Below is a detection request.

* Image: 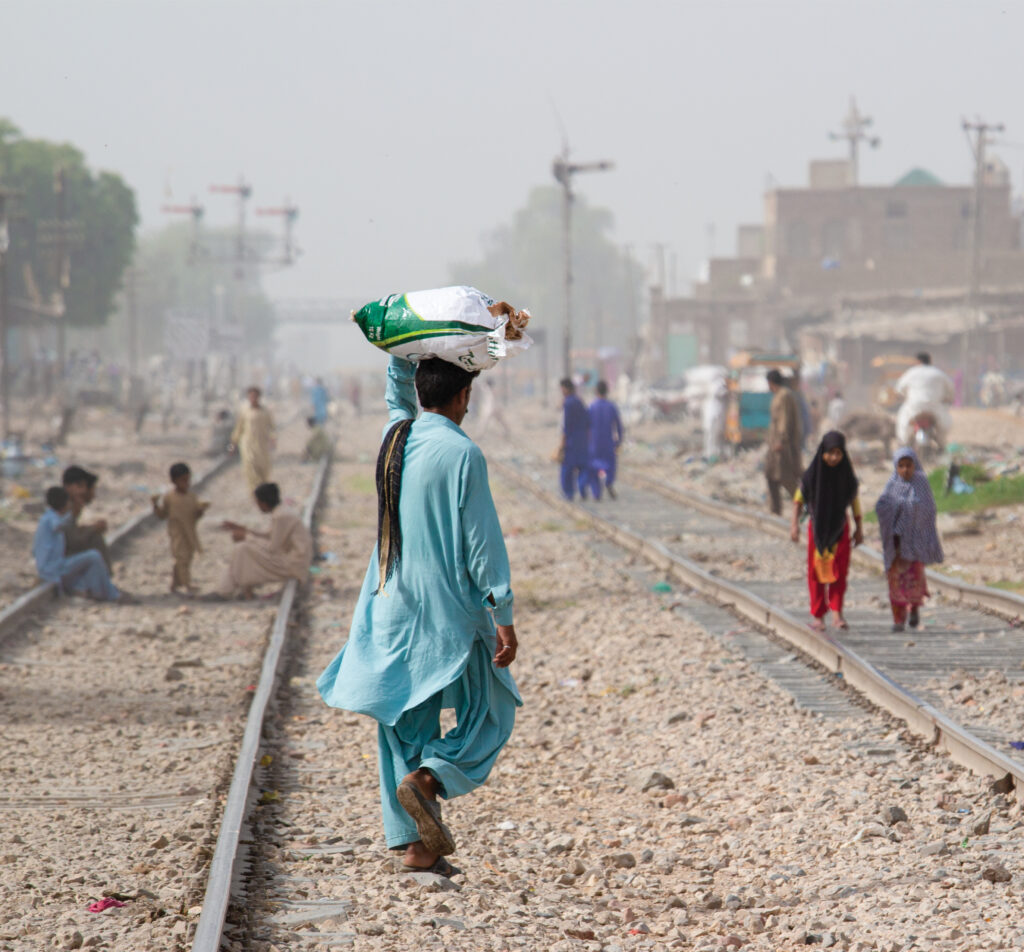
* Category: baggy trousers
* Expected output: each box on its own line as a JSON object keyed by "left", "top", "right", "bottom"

{"left": 59, "top": 550, "right": 120, "bottom": 601}
{"left": 587, "top": 455, "right": 617, "bottom": 500}
{"left": 376, "top": 638, "right": 517, "bottom": 848}
{"left": 806, "top": 521, "right": 850, "bottom": 619}
{"left": 561, "top": 455, "right": 590, "bottom": 500}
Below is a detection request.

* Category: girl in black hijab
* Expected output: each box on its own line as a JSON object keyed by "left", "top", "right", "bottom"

{"left": 790, "top": 430, "right": 863, "bottom": 631}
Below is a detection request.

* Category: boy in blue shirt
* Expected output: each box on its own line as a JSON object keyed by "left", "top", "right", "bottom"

{"left": 33, "top": 487, "right": 124, "bottom": 602}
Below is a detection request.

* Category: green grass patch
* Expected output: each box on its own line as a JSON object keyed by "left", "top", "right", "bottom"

{"left": 988, "top": 579, "right": 1024, "bottom": 592}
{"left": 864, "top": 463, "right": 1024, "bottom": 521}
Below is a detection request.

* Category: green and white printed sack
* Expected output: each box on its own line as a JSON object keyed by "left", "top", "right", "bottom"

{"left": 352, "top": 286, "right": 532, "bottom": 371}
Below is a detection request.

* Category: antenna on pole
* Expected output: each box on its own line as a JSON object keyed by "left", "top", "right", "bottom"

{"left": 828, "top": 96, "right": 880, "bottom": 186}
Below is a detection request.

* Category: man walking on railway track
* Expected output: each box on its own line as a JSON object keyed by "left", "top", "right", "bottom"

{"left": 556, "top": 377, "right": 590, "bottom": 500}
{"left": 765, "top": 369, "right": 802, "bottom": 515}
{"left": 318, "top": 355, "right": 520, "bottom": 877}
{"left": 229, "top": 386, "right": 276, "bottom": 491}
{"left": 587, "top": 379, "right": 623, "bottom": 500}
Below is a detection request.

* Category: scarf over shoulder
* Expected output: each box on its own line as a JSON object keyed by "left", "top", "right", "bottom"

{"left": 874, "top": 446, "right": 944, "bottom": 570}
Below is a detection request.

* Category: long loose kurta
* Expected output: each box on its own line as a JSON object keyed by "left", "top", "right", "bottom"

{"left": 317, "top": 357, "right": 521, "bottom": 728}
{"left": 219, "top": 507, "right": 312, "bottom": 595}
{"left": 154, "top": 489, "right": 206, "bottom": 588}
{"left": 231, "top": 404, "right": 275, "bottom": 490}
{"left": 765, "top": 386, "right": 802, "bottom": 488}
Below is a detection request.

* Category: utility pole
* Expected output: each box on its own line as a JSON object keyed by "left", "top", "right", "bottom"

{"left": 37, "top": 168, "right": 82, "bottom": 378}
{"left": 210, "top": 178, "right": 252, "bottom": 388}
{"left": 828, "top": 97, "right": 880, "bottom": 186}
{"left": 963, "top": 116, "right": 1004, "bottom": 306}
{"left": 0, "top": 188, "right": 12, "bottom": 439}
{"left": 623, "top": 243, "right": 638, "bottom": 377}
{"left": 123, "top": 265, "right": 147, "bottom": 378}
{"left": 552, "top": 146, "right": 613, "bottom": 378}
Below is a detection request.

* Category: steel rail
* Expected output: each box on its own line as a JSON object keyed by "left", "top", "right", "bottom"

{"left": 190, "top": 450, "right": 331, "bottom": 952}
{"left": 627, "top": 471, "right": 1024, "bottom": 622}
{"left": 0, "top": 451, "right": 234, "bottom": 643}
{"left": 494, "top": 460, "right": 1023, "bottom": 789}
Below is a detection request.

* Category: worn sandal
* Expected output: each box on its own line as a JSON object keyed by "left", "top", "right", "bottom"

{"left": 396, "top": 780, "right": 456, "bottom": 856}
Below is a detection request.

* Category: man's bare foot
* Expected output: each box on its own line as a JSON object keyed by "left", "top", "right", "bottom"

{"left": 403, "top": 840, "right": 438, "bottom": 869}
{"left": 402, "top": 768, "right": 440, "bottom": 800}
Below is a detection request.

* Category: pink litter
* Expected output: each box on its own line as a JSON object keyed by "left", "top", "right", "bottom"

{"left": 88, "top": 897, "right": 126, "bottom": 913}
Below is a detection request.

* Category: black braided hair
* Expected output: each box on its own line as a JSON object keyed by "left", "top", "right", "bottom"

{"left": 374, "top": 419, "right": 413, "bottom": 594}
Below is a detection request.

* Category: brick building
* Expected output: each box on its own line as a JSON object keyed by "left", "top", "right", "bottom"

{"left": 649, "top": 157, "right": 1024, "bottom": 381}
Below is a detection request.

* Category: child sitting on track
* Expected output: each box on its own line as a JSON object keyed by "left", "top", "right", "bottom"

{"left": 33, "top": 486, "right": 127, "bottom": 602}
{"left": 152, "top": 462, "right": 209, "bottom": 596}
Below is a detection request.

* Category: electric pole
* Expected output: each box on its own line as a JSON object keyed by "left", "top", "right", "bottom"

{"left": 37, "top": 168, "right": 83, "bottom": 378}
{"left": 963, "top": 116, "right": 1004, "bottom": 306}
{"left": 0, "top": 187, "right": 12, "bottom": 439}
{"left": 828, "top": 97, "right": 880, "bottom": 186}
{"left": 553, "top": 146, "right": 613, "bottom": 378}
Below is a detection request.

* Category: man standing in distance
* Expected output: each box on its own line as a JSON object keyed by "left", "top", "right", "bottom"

{"left": 229, "top": 386, "right": 276, "bottom": 491}
{"left": 556, "top": 378, "right": 590, "bottom": 500}
{"left": 318, "top": 355, "right": 520, "bottom": 876}
{"left": 765, "top": 369, "right": 802, "bottom": 516}
{"left": 587, "top": 380, "right": 623, "bottom": 500}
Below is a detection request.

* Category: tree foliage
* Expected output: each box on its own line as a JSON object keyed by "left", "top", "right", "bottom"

{"left": 451, "top": 186, "right": 641, "bottom": 354}
{"left": 0, "top": 119, "right": 137, "bottom": 328}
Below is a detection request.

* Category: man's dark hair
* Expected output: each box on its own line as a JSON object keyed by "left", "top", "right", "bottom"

{"left": 62, "top": 465, "right": 97, "bottom": 488}
{"left": 916, "top": 352, "right": 931, "bottom": 365}
{"left": 559, "top": 377, "right": 575, "bottom": 393}
{"left": 169, "top": 462, "right": 191, "bottom": 481}
{"left": 766, "top": 369, "right": 784, "bottom": 386}
{"left": 247, "top": 385, "right": 262, "bottom": 396}
{"left": 306, "top": 416, "right": 317, "bottom": 428}
{"left": 596, "top": 380, "right": 609, "bottom": 397}
{"left": 254, "top": 482, "right": 281, "bottom": 509}
{"left": 414, "top": 357, "right": 479, "bottom": 408}
{"left": 46, "top": 486, "right": 69, "bottom": 511}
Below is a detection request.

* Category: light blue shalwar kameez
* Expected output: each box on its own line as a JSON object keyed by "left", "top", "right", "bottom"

{"left": 317, "top": 357, "right": 522, "bottom": 848}
{"left": 32, "top": 507, "right": 121, "bottom": 601}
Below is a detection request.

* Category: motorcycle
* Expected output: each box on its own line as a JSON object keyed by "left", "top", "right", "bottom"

{"left": 910, "top": 410, "right": 942, "bottom": 459}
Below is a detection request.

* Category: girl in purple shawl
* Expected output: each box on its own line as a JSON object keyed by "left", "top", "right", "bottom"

{"left": 875, "top": 447, "right": 944, "bottom": 632}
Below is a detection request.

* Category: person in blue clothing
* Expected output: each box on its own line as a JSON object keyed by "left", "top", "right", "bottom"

{"left": 587, "top": 379, "right": 624, "bottom": 500}
{"left": 556, "top": 377, "right": 590, "bottom": 500}
{"left": 32, "top": 486, "right": 125, "bottom": 602}
{"left": 318, "top": 355, "right": 520, "bottom": 878}
{"left": 309, "top": 377, "right": 330, "bottom": 425}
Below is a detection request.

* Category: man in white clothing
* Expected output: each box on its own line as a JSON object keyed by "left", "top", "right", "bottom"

{"left": 894, "top": 352, "right": 955, "bottom": 450}
{"left": 702, "top": 382, "right": 729, "bottom": 462}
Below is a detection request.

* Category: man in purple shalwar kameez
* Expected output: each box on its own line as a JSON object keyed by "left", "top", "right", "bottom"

{"left": 558, "top": 378, "right": 590, "bottom": 500}
{"left": 587, "top": 380, "right": 624, "bottom": 500}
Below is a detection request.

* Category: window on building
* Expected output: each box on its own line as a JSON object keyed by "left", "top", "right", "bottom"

{"left": 886, "top": 201, "right": 908, "bottom": 219}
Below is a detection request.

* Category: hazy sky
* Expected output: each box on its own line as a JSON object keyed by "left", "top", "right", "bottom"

{"left": 5, "top": 0, "right": 1024, "bottom": 307}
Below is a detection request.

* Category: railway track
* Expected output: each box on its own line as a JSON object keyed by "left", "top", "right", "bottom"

{"left": 0, "top": 424, "right": 326, "bottom": 952}
{"left": 492, "top": 451, "right": 1024, "bottom": 792}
